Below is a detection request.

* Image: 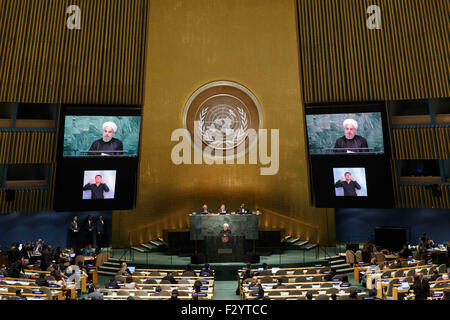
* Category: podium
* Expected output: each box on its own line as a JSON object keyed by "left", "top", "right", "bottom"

{"left": 204, "top": 236, "right": 245, "bottom": 262}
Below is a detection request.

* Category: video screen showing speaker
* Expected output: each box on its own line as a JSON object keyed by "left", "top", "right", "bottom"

{"left": 60, "top": 105, "right": 141, "bottom": 158}
{"left": 333, "top": 167, "right": 368, "bottom": 197}
{"left": 82, "top": 170, "right": 117, "bottom": 200}
{"left": 54, "top": 159, "right": 137, "bottom": 211}
{"left": 55, "top": 105, "right": 141, "bottom": 211}
{"left": 306, "top": 103, "right": 393, "bottom": 208}
{"left": 310, "top": 156, "right": 393, "bottom": 208}
{"left": 305, "top": 111, "right": 384, "bottom": 155}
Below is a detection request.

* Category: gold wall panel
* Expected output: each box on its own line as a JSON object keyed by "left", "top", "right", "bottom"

{"left": 391, "top": 127, "right": 450, "bottom": 160}
{"left": 0, "top": 164, "right": 56, "bottom": 213}
{"left": 297, "top": 0, "right": 450, "bottom": 104}
{"left": 0, "top": 0, "right": 148, "bottom": 104}
{"left": 112, "top": 0, "right": 335, "bottom": 247}
{"left": 0, "top": 131, "right": 56, "bottom": 164}
{"left": 398, "top": 184, "right": 450, "bottom": 208}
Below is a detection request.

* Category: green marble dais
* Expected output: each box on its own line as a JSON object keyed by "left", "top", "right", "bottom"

{"left": 189, "top": 214, "right": 259, "bottom": 240}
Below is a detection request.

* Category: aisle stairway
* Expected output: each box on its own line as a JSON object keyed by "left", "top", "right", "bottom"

{"left": 281, "top": 236, "right": 319, "bottom": 251}
{"left": 98, "top": 257, "right": 132, "bottom": 277}
{"left": 131, "top": 238, "right": 168, "bottom": 254}
{"left": 328, "top": 255, "right": 354, "bottom": 274}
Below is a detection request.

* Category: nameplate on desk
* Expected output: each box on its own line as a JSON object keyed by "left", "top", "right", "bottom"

{"left": 218, "top": 248, "right": 232, "bottom": 254}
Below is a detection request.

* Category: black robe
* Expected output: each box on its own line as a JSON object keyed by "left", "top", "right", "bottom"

{"left": 334, "top": 135, "right": 368, "bottom": 153}
{"left": 88, "top": 138, "right": 124, "bottom": 155}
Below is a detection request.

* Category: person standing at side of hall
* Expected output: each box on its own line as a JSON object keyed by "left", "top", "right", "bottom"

{"left": 69, "top": 216, "right": 81, "bottom": 249}
{"left": 84, "top": 215, "right": 95, "bottom": 247}
{"left": 96, "top": 215, "right": 106, "bottom": 248}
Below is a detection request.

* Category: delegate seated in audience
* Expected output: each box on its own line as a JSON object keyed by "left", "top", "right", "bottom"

{"left": 381, "top": 261, "right": 390, "bottom": 270}
{"left": 193, "top": 280, "right": 202, "bottom": 294}
{"left": 170, "top": 289, "right": 179, "bottom": 300}
{"left": 15, "top": 289, "right": 26, "bottom": 300}
{"left": 348, "top": 288, "right": 359, "bottom": 300}
{"left": 412, "top": 273, "right": 430, "bottom": 300}
{"left": 390, "top": 259, "right": 402, "bottom": 269}
{"left": 253, "top": 286, "right": 269, "bottom": 300}
{"left": 237, "top": 265, "right": 254, "bottom": 295}
{"left": 272, "top": 278, "right": 285, "bottom": 289}
{"left": 0, "top": 264, "right": 8, "bottom": 277}
{"left": 150, "top": 286, "right": 162, "bottom": 296}
{"left": 35, "top": 273, "right": 50, "bottom": 287}
{"left": 255, "top": 263, "right": 269, "bottom": 276}
{"left": 330, "top": 293, "right": 337, "bottom": 300}
{"left": 66, "top": 266, "right": 86, "bottom": 295}
{"left": 417, "top": 233, "right": 429, "bottom": 259}
{"left": 340, "top": 275, "right": 350, "bottom": 287}
{"left": 249, "top": 276, "right": 260, "bottom": 288}
{"left": 323, "top": 268, "right": 336, "bottom": 282}
{"left": 182, "top": 264, "right": 197, "bottom": 276}
{"left": 162, "top": 271, "right": 178, "bottom": 284}
{"left": 53, "top": 247, "right": 64, "bottom": 264}
{"left": 429, "top": 269, "right": 440, "bottom": 282}
{"left": 200, "top": 263, "right": 213, "bottom": 276}
{"left": 117, "top": 262, "right": 130, "bottom": 275}
{"left": 124, "top": 275, "right": 140, "bottom": 290}
{"left": 82, "top": 244, "right": 96, "bottom": 257}
{"left": 55, "top": 272, "right": 67, "bottom": 287}
{"left": 105, "top": 278, "right": 120, "bottom": 289}
{"left": 398, "top": 244, "right": 413, "bottom": 259}
{"left": 364, "top": 289, "right": 380, "bottom": 300}
{"left": 77, "top": 261, "right": 88, "bottom": 274}
{"left": 360, "top": 260, "right": 379, "bottom": 286}
{"left": 442, "top": 289, "right": 450, "bottom": 301}
{"left": 306, "top": 291, "right": 313, "bottom": 300}
{"left": 88, "top": 284, "right": 104, "bottom": 300}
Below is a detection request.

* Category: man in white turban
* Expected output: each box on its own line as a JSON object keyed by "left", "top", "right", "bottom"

{"left": 88, "top": 121, "right": 124, "bottom": 155}
{"left": 333, "top": 118, "right": 368, "bottom": 153}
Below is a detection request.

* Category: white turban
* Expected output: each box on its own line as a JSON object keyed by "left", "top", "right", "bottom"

{"left": 343, "top": 119, "right": 358, "bottom": 130}
{"left": 103, "top": 121, "right": 117, "bottom": 133}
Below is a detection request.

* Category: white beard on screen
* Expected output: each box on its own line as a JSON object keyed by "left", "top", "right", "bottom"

{"left": 102, "top": 136, "right": 112, "bottom": 142}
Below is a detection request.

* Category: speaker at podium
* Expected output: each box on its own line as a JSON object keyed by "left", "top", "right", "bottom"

{"left": 204, "top": 235, "right": 245, "bottom": 262}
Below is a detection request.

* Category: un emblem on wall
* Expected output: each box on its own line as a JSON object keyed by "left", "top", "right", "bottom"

{"left": 183, "top": 81, "right": 263, "bottom": 159}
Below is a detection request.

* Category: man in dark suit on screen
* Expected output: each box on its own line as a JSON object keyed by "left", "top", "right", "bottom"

{"left": 82, "top": 175, "right": 110, "bottom": 199}
{"left": 335, "top": 172, "right": 361, "bottom": 196}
